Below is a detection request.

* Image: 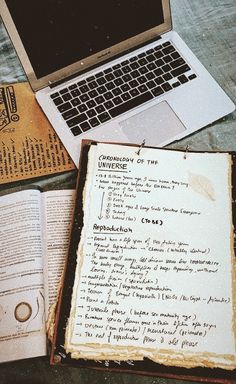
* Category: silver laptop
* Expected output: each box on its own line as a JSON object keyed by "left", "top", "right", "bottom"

{"left": 1, "top": 0, "right": 234, "bottom": 166}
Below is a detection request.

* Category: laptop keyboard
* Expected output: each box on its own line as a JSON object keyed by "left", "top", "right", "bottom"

{"left": 50, "top": 41, "right": 197, "bottom": 136}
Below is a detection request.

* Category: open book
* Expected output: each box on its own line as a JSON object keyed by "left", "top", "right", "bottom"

{"left": 52, "top": 141, "right": 236, "bottom": 382}
{"left": 0, "top": 187, "right": 75, "bottom": 363}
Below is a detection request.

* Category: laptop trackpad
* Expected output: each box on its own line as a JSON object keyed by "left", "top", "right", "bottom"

{"left": 119, "top": 101, "right": 186, "bottom": 145}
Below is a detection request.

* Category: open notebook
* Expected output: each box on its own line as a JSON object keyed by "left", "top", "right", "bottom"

{"left": 51, "top": 141, "right": 236, "bottom": 382}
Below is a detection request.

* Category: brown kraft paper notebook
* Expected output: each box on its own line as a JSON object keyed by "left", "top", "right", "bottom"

{"left": 0, "top": 82, "right": 75, "bottom": 184}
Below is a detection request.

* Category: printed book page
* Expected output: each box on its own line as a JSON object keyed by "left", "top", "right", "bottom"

{"left": 0, "top": 188, "right": 75, "bottom": 362}
{"left": 65, "top": 143, "right": 236, "bottom": 370}
{"left": 42, "top": 189, "right": 76, "bottom": 314}
{"left": 0, "top": 189, "right": 46, "bottom": 363}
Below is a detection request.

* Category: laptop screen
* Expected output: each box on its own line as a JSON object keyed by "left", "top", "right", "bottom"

{"left": 5, "top": 0, "right": 164, "bottom": 79}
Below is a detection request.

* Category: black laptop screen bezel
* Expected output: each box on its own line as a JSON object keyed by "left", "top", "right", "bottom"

{"left": 0, "top": 0, "right": 172, "bottom": 91}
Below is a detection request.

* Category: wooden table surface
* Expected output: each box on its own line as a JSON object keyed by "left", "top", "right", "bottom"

{"left": 0, "top": 1, "right": 235, "bottom": 383}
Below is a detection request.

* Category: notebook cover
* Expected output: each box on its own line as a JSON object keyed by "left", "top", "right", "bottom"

{"left": 0, "top": 82, "right": 76, "bottom": 184}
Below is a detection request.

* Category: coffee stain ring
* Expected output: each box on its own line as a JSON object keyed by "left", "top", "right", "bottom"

{"left": 14, "top": 302, "right": 32, "bottom": 322}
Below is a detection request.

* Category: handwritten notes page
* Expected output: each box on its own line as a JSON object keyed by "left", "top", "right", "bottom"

{"left": 65, "top": 143, "right": 236, "bottom": 369}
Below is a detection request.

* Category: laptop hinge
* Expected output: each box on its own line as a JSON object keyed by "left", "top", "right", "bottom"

{"left": 50, "top": 35, "right": 162, "bottom": 89}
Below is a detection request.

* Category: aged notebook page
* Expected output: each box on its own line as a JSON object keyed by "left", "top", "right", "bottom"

{"left": 65, "top": 143, "right": 236, "bottom": 369}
